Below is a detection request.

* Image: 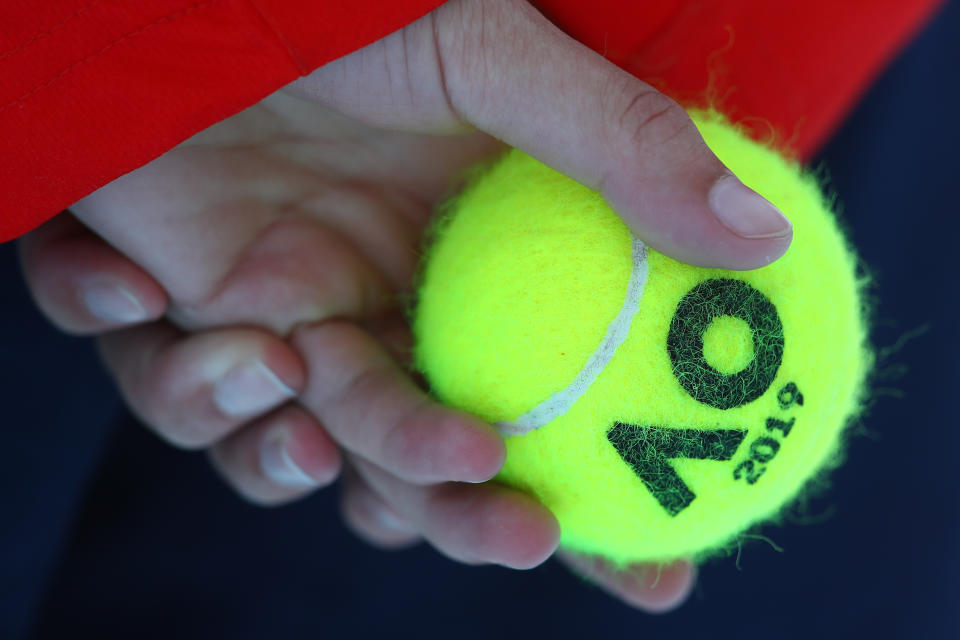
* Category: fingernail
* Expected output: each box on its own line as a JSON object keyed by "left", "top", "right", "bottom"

{"left": 260, "top": 433, "right": 317, "bottom": 488}
{"left": 709, "top": 175, "right": 792, "bottom": 239}
{"left": 83, "top": 282, "right": 148, "bottom": 324}
{"left": 213, "top": 359, "right": 296, "bottom": 417}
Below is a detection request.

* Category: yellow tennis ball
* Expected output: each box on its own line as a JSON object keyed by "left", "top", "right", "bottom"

{"left": 412, "top": 111, "right": 871, "bottom": 565}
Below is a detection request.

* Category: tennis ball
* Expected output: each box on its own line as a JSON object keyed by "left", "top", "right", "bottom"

{"left": 412, "top": 111, "right": 871, "bottom": 565}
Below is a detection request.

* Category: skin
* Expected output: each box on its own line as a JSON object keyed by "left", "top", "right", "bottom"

{"left": 17, "top": 0, "right": 791, "bottom": 612}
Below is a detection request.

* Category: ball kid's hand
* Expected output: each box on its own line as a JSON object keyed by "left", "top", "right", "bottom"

{"left": 18, "top": 0, "right": 791, "bottom": 611}
{"left": 21, "top": 214, "right": 696, "bottom": 611}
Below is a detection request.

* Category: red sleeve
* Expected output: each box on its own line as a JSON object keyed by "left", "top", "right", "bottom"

{"left": 0, "top": 0, "right": 444, "bottom": 243}
{"left": 533, "top": 0, "right": 945, "bottom": 160}
{"left": 0, "top": 0, "right": 945, "bottom": 243}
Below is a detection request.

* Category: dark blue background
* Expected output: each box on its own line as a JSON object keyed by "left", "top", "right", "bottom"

{"left": 3, "top": 3, "right": 958, "bottom": 637}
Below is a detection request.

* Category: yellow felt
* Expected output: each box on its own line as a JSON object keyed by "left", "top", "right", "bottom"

{"left": 703, "top": 316, "right": 755, "bottom": 374}
{"left": 413, "top": 111, "right": 871, "bottom": 564}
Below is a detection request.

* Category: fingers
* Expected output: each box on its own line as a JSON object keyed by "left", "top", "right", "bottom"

{"left": 558, "top": 551, "right": 696, "bottom": 613}
{"left": 343, "top": 451, "right": 691, "bottom": 602}
{"left": 210, "top": 404, "right": 341, "bottom": 506}
{"left": 99, "top": 322, "right": 344, "bottom": 503}
{"left": 296, "top": 0, "right": 790, "bottom": 269}
{"left": 351, "top": 456, "right": 560, "bottom": 569}
{"left": 18, "top": 213, "right": 167, "bottom": 334}
{"left": 340, "top": 463, "right": 421, "bottom": 550}
{"left": 99, "top": 324, "right": 304, "bottom": 449}
{"left": 291, "top": 320, "right": 506, "bottom": 485}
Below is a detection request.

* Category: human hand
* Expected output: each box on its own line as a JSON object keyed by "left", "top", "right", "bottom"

{"left": 19, "top": 221, "right": 696, "bottom": 611}
{"left": 19, "top": 0, "right": 791, "bottom": 611}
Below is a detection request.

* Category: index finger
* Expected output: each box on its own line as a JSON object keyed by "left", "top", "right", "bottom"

{"left": 290, "top": 320, "right": 506, "bottom": 485}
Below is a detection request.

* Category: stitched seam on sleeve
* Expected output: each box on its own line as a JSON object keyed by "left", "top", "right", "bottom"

{"left": 0, "top": 0, "right": 218, "bottom": 115}
{"left": 0, "top": 0, "right": 108, "bottom": 62}
{"left": 241, "top": 0, "right": 309, "bottom": 75}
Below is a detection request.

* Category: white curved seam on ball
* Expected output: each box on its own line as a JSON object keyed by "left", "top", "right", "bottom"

{"left": 496, "top": 236, "right": 649, "bottom": 437}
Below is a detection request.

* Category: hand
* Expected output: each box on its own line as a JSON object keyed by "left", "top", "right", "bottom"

{"left": 19, "top": 0, "right": 790, "bottom": 612}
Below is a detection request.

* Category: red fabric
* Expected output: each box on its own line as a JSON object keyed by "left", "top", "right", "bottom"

{"left": 0, "top": 0, "right": 444, "bottom": 243}
{"left": 534, "top": 0, "right": 944, "bottom": 159}
{"left": 0, "top": 0, "right": 945, "bottom": 242}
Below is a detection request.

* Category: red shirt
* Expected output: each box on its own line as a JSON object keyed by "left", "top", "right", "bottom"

{"left": 0, "top": 0, "right": 944, "bottom": 242}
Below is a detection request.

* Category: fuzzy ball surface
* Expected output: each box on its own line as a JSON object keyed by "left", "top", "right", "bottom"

{"left": 412, "top": 112, "right": 871, "bottom": 564}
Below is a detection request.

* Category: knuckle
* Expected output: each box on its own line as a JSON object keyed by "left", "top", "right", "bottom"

{"left": 291, "top": 319, "right": 362, "bottom": 369}
{"left": 433, "top": 0, "right": 521, "bottom": 115}
{"left": 615, "top": 89, "right": 693, "bottom": 150}
{"left": 293, "top": 320, "right": 401, "bottom": 439}
{"left": 380, "top": 400, "right": 435, "bottom": 475}
{"left": 327, "top": 357, "right": 400, "bottom": 452}
{"left": 133, "top": 369, "right": 205, "bottom": 448}
{"left": 338, "top": 360, "right": 393, "bottom": 417}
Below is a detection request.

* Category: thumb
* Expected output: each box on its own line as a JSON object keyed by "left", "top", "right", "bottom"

{"left": 291, "top": 0, "right": 791, "bottom": 270}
